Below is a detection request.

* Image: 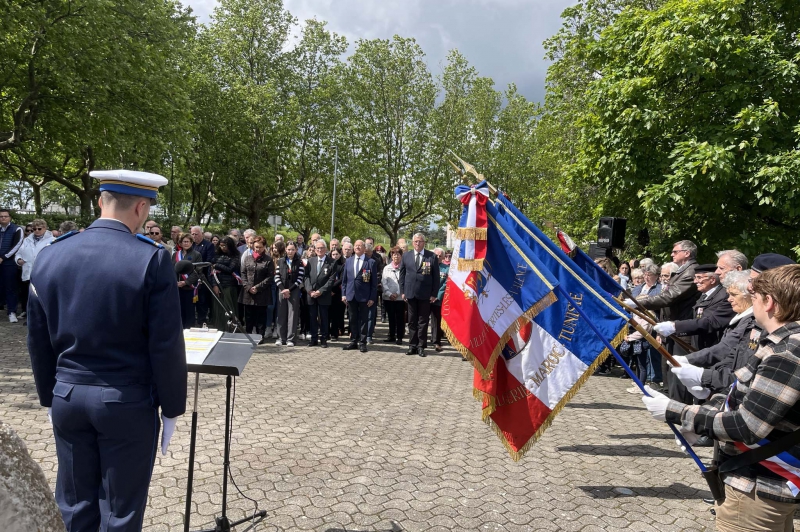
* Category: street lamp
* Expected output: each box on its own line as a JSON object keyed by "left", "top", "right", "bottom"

{"left": 330, "top": 145, "right": 338, "bottom": 241}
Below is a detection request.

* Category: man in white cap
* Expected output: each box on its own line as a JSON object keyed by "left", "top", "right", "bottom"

{"left": 27, "top": 169, "right": 187, "bottom": 532}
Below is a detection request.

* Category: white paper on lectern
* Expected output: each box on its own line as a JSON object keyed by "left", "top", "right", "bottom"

{"left": 183, "top": 330, "right": 223, "bottom": 365}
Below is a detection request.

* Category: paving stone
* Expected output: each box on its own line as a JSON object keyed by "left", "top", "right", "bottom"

{"left": 5, "top": 320, "right": 795, "bottom": 531}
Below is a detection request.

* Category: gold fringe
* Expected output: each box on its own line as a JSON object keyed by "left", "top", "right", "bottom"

{"left": 476, "top": 325, "right": 627, "bottom": 461}
{"left": 456, "top": 227, "right": 488, "bottom": 240}
{"left": 457, "top": 258, "right": 484, "bottom": 271}
{"left": 442, "top": 290, "right": 558, "bottom": 379}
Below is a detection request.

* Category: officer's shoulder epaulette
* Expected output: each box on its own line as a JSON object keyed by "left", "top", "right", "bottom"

{"left": 136, "top": 233, "right": 165, "bottom": 249}
{"left": 51, "top": 230, "right": 78, "bottom": 244}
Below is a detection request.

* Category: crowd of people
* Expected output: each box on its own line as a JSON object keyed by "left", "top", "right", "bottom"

{"left": 596, "top": 240, "right": 800, "bottom": 531}
{"left": 161, "top": 225, "right": 454, "bottom": 356}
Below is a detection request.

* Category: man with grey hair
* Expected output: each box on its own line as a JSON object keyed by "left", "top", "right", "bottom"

{"left": 228, "top": 228, "right": 242, "bottom": 244}
{"left": 341, "top": 236, "right": 351, "bottom": 244}
{"left": 239, "top": 229, "right": 256, "bottom": 256}
{"left": 168, "top": 226, "right": 183, "bottom": 249}
{"left": 329, "top": 238, "right": 340, "bottom": 253}
{"left": 399, "top": 233, "right": 440, "bottom": 357}
{"left": 305, "top": 238, "right": 334, "bottom": 347}
{"left": 630, "top": 240, "right": 701, "bottom": 403}
{"left": 342, "top": 241, "right": 353, "bottom": 259}
{"left": 363, "top": 238, "right": 384, "bottom": 343}
{"left": 274, "top": 234, "right": 284, "bottom": 244}
{"left": 715, "top": 249, "right": 748, "bottom": 282}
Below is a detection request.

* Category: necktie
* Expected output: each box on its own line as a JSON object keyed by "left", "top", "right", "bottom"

{"left": 318, "top": 258, "right": 323, "bottom": 275}
{"left": 355, "top": 257, "right": 361, "bottom": 277}
{"left": 416, "top": 253, "right": 421, "bottom": 268}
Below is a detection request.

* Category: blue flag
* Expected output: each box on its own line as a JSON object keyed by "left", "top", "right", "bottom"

{"left": 570, "top": 246, "right": 626, "bottom": 298}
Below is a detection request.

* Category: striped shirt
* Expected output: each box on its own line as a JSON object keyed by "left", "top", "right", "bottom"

{"left": 666, "top": 321, "right": 800, "bottom": 502}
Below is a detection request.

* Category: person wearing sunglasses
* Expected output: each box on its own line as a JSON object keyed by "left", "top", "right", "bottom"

{"left": 15, "top": 220, "right": 53, "bottom": 321}
{"left": 147, "top": 225, "right": 171, "bottom": 252}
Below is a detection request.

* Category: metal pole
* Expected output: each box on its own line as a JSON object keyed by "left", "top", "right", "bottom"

{"left": 330, "top": 146, "right": 338, "bottom": 241}
{"left": 170, "top": 155, "right": 174, "bottom": 222}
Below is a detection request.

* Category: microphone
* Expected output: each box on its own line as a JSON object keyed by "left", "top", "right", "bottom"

{"left": 175, "top": 260, "right": 194, "bottom": 276}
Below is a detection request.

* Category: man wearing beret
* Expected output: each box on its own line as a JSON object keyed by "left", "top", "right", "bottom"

{"left": 27, "top": 169, "right": 187, "bottom": 532}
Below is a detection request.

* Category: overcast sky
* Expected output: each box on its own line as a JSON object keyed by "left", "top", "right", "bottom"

{"left": 182, "top": 0, "right": 576, "bottom": 103}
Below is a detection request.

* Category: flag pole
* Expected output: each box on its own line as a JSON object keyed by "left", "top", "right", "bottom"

{"left": 615, "top": 297, "right": 697, "bottom": 355}
{"left": 553, "top": 284, "right": 708, "bottom": 472}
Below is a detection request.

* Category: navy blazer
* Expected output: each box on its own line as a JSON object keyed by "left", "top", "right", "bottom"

{"left": 27, "top": 219, "right": 188, "bottom": 418}
{"left": 399, "top": 249, "right": 440, "bottom": 300}
{"left": 340, "top": 254, "right": 377, "bottom": 303}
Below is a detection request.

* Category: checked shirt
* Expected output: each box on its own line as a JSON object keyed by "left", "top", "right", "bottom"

{"left": 665, "top": 320, "right": 800, "bottom": 503}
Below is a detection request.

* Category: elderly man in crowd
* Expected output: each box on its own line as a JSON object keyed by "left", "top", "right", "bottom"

{"left": 304, "top": 239, "right": 335, "bottom": 348}
{"left": 341, "top": 240, "right": 377, "bottom": 353}
{"left": 239, "top": 229, "right": 256, "bottom": 258}
{"left": 342, "top": 241, "right": 353, "bottom": 259}
{"left": 190, "top": 226, "right": 214, "bottom": 326}
{"left": 399, "top": 233, "right": 440, "bottom": 358}
{"left": 274, "top": 234, "right": 284, "bottom": 244}
{"left": 630, "top": 240, "right": 700, "bottom": 403}
{"left": 329, "top": 238, "right": 340, "bottom": 253}
{"left": 715, "top": 249, "right": 748, "bottom": 282}
{"left": 168, "top": 226, "right": 182, "bottom": 249}
{"left": 148, "top": 225, "right": 171, "bottom": 251}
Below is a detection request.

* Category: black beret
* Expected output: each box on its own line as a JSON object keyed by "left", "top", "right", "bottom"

{"left": 752, "top": 253, "right": 795, "bottom": 274}
{"left": 694, "top": 264, "right": 717, "bottom": 274}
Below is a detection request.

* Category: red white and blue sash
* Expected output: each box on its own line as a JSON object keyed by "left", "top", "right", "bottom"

{"left": 725, "top": 381, "right": 800, "bottom": 496}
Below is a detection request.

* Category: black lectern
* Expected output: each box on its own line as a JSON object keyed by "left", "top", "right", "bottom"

{"left": 184, "top": 333, "right": 265, "bottom": 532}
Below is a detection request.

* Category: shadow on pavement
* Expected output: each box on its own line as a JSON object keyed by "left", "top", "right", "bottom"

{"left": 578, "top": 482, "right": 709, "bottom": 500}
{"left": 608, "top": 433, "right": 675, "bottom": 440}
{"left": 325, "top": 522, "right": 403, "bottom": 532}
{"left": 557, "top": 443, "right": 687, "bottom": 458}
{"left": 565, "top": 402, "right": 643, "bottom": 411}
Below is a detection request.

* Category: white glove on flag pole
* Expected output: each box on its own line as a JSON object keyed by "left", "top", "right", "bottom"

{"left": 641, "top": 386, "right": 669, "bottom": 421}
{"left": 671, "top": 363, "right": 704, "bottom": 389}
{"left": 653, "top": 321, "right": 676, "bottom": 337}
{"left": 161, "top": 414, "right": 177, "bottom": 455}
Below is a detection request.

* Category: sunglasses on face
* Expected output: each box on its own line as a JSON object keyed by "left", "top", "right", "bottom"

{"left": 149, "top": 231, "right": 161, "bottom": 235}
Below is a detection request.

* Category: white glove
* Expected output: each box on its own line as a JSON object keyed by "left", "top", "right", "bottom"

{"left": 623, "top": 298, "right": 636, "bottom": 308}
{"left": 161, "top": 415, "right": 178, "bottom": 455}
{"left": 689, "top": 386, "right": 711, "bottom": 400}
{"left": 641, "top": 385, "right": 669, "bottom": 421}
{"left": 671, "top": 355, "right": 689, "bottom": 366}
{"left": 671, "top": 363, "right": 704, "bottom": 389}
{"left": 653, "top": 321, "right": 676, "bottom": 337}
{"left": 47, "top": 407, "right": 52, "bottom": 425}
{"left": 675, "top": 432, "right": 701, "bottom": 453}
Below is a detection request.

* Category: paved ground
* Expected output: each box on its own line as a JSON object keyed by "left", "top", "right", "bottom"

{"left": 2, "top": 318, "right": 762, "bottom": 531}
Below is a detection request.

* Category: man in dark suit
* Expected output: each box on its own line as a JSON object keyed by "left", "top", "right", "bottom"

{"left": 399, "top": 233, "right": 440, "bottom": 357}
{"left": 654, "top": 264, "right": 735, "bottom": 350}
{"left": 27, "top": 169, "right": 187, "bottom": 532}
{"left": 340, "top": 239, "right": 377, "bottom": 352}
{"left": 305, "top": 239, "right": 336, "bottom": 348}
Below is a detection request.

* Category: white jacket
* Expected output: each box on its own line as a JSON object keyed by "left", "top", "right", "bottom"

{"left": 15, "top": 231, "right": 53, "bottom": 281}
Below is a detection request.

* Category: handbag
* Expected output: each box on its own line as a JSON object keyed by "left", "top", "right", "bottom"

{"left": 703, "top": 429, "right": 800, "bottom": 504}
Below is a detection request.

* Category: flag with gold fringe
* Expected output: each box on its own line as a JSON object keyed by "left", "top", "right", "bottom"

{"left": 466, "top": 193, "right": 631, "bottom": 460}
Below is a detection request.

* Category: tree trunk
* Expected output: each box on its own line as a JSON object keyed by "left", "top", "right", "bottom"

{"left": 32, "top": 183, "right": 42, "bottom": 216}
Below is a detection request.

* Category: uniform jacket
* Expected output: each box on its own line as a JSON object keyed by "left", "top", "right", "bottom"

{"left": 341, "top": 254, "right": 377, "bottom": 303}
{"left": 638, "top": 259, "right": 700, "bottom": 321}
{"left": 15, "top": 230, "right": 53, "bottom": 281}
{"left": 304, "top": 255, "right": 335, "bottom": 305}
{"left": 675, "top": 285, "right": 735, "bottom": 350}
{"left": 686, "top": 310, "right": 759, "bottom": 392}
{"left": 239, "top": 253, "right": 274, "bottom": 306}
{"left": 172, "top": 248, "right": 202, "bottom": 289}
{"left": 26, "top": 218, "right": 187, "bottom": 418}
{"left": 398, "top": 249, "right": 440, "bottom": 300}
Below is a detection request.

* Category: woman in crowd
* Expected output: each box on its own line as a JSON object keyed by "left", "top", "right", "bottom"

{"left": 618, "top": 261, "right": 631, "bottom": 290}
{"left": 15, "top": 220, "right": 52, "bottom": 320}
{"left": 274, "top": 241, "right": 304, "bottom": 347}
{"left": 328, "top": 247, "right": 345, "bottom": 340}
{"left": 173, "top": 233, "right": 202, "bottom": 328}
{"left": 267, "top": 241, "right": 285, "bottom": 338}
{"left": 381, "top": 246, "right": 405, "bottom": 345}
{"left": 240, "top": 235, "right": 273, "bottom": 341}
{"left": 630, "top": 268, "right": 645, "bottom": 290}
{"left": 211, "top": 235, "right": 220, "bottom": 247}
{"left": 375, "top": 245, "right": 388, "bottom": 322}
{"left": 210, "top": 236, "right": 241, "bottom": 332}
{"left": 626, "top": 262, "right": 663, "bottom": 393}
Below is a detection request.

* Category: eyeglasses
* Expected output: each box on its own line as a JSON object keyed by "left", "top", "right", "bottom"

{"left": 149, "top": 231, "right": 161, "bottom": 236}
{"left": 671, "top": 249, "right": 687, "bottom": 255}
{"left": 33, "top": 227, "right": 45, "bottom": 231}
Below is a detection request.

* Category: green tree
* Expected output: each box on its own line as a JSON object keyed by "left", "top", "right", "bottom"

{"left": 573, "top": 0, "right": 800, "bottom": 259}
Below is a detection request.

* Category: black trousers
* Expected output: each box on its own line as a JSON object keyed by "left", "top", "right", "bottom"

{"left": 308, "top": 302, "right": 330, "bottom": 342}
{"left": 407, "top": 297, "right": 432, "bottom": 349}
{"left": 384, "top": 299, "right": 405, "bottom": 340}
{"left": 244, "top": 304, "right": 267, "bottom": 335}
{"left": 347, "top": 300, "right": 369, "bottom": 345}
{"left": 430, "top": 303, "right": 443, "bottom": 345}
{"left": 195, "top": 284, "right": 210, "bottom": 325}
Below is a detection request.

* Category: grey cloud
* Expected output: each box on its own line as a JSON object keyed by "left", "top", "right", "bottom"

{"left": 183, "top": 0, "right": 575, "bottom": 103}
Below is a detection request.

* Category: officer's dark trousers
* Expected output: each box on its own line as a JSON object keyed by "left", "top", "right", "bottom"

{"left": 308, "top": 301, "right": 329, "bottom": 342}
{"left": 0, "top": 263, "right": 18, "bottom": 315}
{"left": 430, "top": 302, "right": 443, "bottom": 346}
{"left": 51, "top": 382, "right": 159, "bottom": 532}
{"left": 195, "top": 284, "right": 210, "bottom": 325}
{"left": 406, "top": 298, "right": 431, "bottom": 349}
{"left": 178, "top": 289, "right": 195, "bottom": 329}
{"left": 347, "top": 300, "right": 369, "bottom": 345}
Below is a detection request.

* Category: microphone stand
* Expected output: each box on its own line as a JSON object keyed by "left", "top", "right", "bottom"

{"left": 184, "top": 264, "right": 265, "bottom": 532}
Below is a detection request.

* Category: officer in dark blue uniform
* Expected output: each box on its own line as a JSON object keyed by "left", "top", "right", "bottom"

{"left": 27, "top": 169, "right": 187, "bottom": 532}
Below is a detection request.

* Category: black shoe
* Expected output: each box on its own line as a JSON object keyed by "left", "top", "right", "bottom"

{"left": 434, "top": 344, "right": 443, "bottom": 352}
{"left": 395, "top": 339, "right": 403, "bottom": 346}
{"left": 359, "top": 344, "right": 368, "bottom": 353}
{"left": 694, "top": 435, "right": 714, "bottom": 447}
{"left": 331, "top": 335, "right": 338, "bottom": 340}
{"left": 406, "top": 347, "right": 418, "bottom": 356}
{"left": 343, "top": 342, "right": 358, "bottom": 350}
{"left": 418, "top": 348, "right": 427, "bottom": 357}
{"left": 384, "top": 337, "right": 396, "bottom": 343}
{"left": 320, "top": 342, "right": 328, "bottom": 348}
{"left": 258, "top": 337, "right": 268, "bottom": 345}
{"left": 307, "top": 341, "right": 318, "bottom": 347}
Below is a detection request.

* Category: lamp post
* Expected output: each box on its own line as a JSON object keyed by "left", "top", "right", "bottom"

{"left": 330, "top": 145, "right": 338, "bottom": 241}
